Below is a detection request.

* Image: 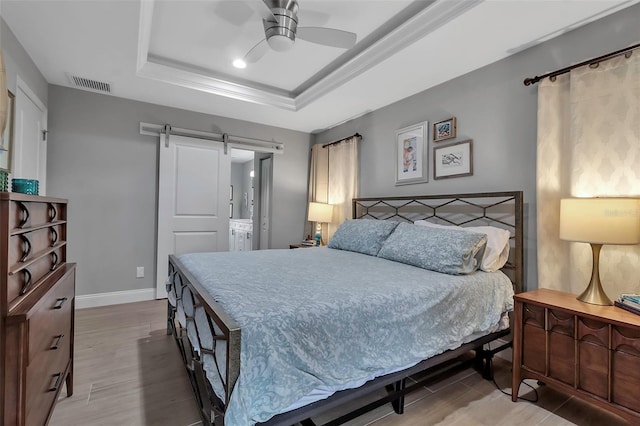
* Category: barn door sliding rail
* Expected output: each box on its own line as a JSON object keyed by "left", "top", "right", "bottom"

{"left": 139, "top": 122, "right": 285, "bottom": 154}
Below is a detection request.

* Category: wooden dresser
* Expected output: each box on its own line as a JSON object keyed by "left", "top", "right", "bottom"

{"left": 1, "top": 193, "right": 76, "bottom": 426}
{"left": 512, "top": 288, "right": 640, "bottom": 423}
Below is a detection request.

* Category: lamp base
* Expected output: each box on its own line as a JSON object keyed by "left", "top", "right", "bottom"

{"left": 314, "top": 223, "right": 322, "bottom": 246}
{"left": 577, "top": 281, "right": 612, "bottom": 306}
{"left": 577, "top": 243, "right": 612, "bottom": 306}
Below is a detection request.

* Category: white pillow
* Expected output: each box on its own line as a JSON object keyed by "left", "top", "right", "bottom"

{"left": 413, "top": 220, "right": 510, "bottom": 272}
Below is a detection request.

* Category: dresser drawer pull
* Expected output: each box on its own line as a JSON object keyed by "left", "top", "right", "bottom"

{"left": 50, "top": 334, "right": 64, "bottom": 350}
{"left": 48, "top": 203, "right": 57, "bottom": 222}
{"left": 50, "top": 227, "right": 58, "bottom": 246}
{"left": 48, "top": 373, "right": 63, "bottom": 392}
{"left": 19, "top": 269, "right": 32, "bottom": 295}
{"left": 19, "top": 235, "right": 32, "bottom": 262}
{"left": 50, "top": 252, "right": 59, "bottom": 271}
{"left": 17, "top": 201, "right": 30, "bottom": 229}
{"left": 53, "top": 297, "right": 68, "bottom": 309}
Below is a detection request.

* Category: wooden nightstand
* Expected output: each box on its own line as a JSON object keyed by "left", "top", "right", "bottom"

{"left": 512, "top": 288, "right": 640, "bottom": 423}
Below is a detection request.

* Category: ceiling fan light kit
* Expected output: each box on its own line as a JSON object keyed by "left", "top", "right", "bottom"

{"left": 264, "top": 0, "right": 298, "bottom": 52}
{"left": 236, "top": 0, "right": 357, "bottom": 67}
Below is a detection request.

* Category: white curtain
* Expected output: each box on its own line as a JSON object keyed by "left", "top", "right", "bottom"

{"left": 307, "top": 136, "right": 359, "bottom": 242}
{"left": 327, "top": 136, "right": 359, "bottom": 240}
{"left": 306, "top": 144, "right": 329, "bottom": 239}
{"left": 537, "top": 52, "right": 640, "bottom": 297}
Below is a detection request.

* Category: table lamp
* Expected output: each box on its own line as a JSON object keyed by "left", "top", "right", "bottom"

{"left": 559, "top": 197, "right": 640, "bottom": 305}
{"left": 308, "top": 202, "right": 334, "bottom": 246}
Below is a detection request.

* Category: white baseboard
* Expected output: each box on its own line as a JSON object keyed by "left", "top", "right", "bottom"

{"left": 75, "top": 288, "right": 156, "bottom": 309}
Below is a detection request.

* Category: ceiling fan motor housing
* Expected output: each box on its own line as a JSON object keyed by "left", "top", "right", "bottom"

{"left": 263, "top": 0, "right": 299, "bottom": 51}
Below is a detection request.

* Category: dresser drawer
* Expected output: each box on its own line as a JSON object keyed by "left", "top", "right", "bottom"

{"left": 7, "top": 252, "right": 65, "bottom": 307}
{"left": 28, "top": 270, "right": 74, "bottom": 364}
{"left": 25, "top": 337, "right": 70, "bottom": 426}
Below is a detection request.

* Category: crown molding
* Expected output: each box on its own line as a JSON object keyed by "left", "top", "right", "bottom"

{"left": 136, "top": 0, "right": 483, "bottom": 111}
{"left": 137, "top": 59, "right": 297, "bottom": 110}
{"left": 294, "top": 0, "right": 482, "bottom": 110}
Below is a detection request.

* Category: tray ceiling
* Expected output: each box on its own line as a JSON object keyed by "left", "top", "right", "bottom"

{"left": 2, "top": 0, "right": 638, "bottom": 133}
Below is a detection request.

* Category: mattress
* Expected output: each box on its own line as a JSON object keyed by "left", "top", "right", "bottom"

{"left": 169, "top": 247, "right": 514, "bottom": 425}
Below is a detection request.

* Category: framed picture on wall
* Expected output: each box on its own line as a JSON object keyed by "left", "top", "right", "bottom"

{"left": 433, "top": 117, "right": 456, "bottom": 142}
{"left": 395, "top": 121, "right": 428, "bottom": 185}
{"left": 433, "top": 140, "right": 473, "bottom": 180}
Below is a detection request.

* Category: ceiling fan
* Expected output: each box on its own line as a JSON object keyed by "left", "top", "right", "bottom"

{"left": 233, "top": 0, "right": 358, "bottom": 68}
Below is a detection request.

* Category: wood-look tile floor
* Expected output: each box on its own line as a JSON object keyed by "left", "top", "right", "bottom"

{"left": 50, "top": 300, "right": 629, "bottom": 426}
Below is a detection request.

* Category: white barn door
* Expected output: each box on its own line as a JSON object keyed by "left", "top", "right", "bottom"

{"left": 156, "top": 134, "right": 230, "bottom": 298}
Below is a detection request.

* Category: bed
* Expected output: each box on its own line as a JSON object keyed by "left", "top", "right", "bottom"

{"left": 166, "top": 191, "right": 523, "bottom": 426}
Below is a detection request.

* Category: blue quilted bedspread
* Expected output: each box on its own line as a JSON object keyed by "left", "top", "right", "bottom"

{"left": 178, "top": 247, "right": 514, "bottom": 425}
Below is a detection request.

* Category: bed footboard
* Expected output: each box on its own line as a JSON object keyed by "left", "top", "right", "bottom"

{"left": 167, "top": 255, "right": 241, "bottom": 425}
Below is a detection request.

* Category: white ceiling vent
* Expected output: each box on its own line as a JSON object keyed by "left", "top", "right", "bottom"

{"left": 66, "top": 74, "right": 112, "bottom": 94}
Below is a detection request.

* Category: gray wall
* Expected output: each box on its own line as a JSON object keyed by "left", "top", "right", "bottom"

{"left": 314, "top": 4, "right": 640, "bottom": 292}
{"left": 47, "top": 85, "right": 311, "bottom": 296}
{"left": 1, "top": 18, "right": 47, "bottom": 104}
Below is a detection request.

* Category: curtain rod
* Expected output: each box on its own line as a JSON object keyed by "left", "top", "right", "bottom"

{"left": 523, "top": 42, "right": 639, "bottom": 86}
{"left": 322, "top": 133, "right": 362, "bottom": 148}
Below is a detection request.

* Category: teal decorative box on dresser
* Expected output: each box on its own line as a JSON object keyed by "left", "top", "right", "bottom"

{"left": 0, "top": 193, "right": 76, "bottom": 426}
{"left": 11, "top": 178, "right": 39, "bottom": 195}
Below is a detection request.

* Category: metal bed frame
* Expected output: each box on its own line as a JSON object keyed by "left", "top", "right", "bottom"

{"left": 167, "top": 191, "right": 523, "bottom": 426}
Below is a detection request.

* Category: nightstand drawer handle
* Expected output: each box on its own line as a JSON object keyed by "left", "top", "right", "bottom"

{"left": 53, "top": 297, "right": 67, "bottom": 309}
{"left": 50, "top": 334, "right": 64, "bottom": 350}
{"left": 48, "top": 373, "right": 63, "bottom": 392}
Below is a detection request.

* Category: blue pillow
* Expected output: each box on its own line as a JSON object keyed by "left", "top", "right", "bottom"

{"left": 328, "top": 219, "right": 399, "bottom": 256}
{"left": 377, "top": 222, "right": 487, "bottom": 275}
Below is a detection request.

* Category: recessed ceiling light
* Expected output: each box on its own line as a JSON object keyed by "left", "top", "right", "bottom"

{"left": 233, "top": 58, "right": 247, "bottom": 69}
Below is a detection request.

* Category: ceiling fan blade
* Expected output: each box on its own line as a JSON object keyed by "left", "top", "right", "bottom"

{"left": 244, "top": 39, "right": 269, "bottom": 63}
{"left": 213, "top": 1, "right": 255, "bottom": 27}
{"left": 297, "top": 27, "right": 357, "bottom": 49}
{"left": 245, "top": 0, "right": 278, "bottom": 22}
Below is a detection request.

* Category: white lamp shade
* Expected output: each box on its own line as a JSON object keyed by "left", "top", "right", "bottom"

{"left": 560, "top": 198, "right": 640, "bottom": 245}
{"left": 308, "top": 202, "right": 333, "bottom": 223}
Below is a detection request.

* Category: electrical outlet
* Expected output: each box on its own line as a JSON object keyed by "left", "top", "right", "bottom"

{"left": 136, "top": 266, "right": 144, "bottom": 278}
